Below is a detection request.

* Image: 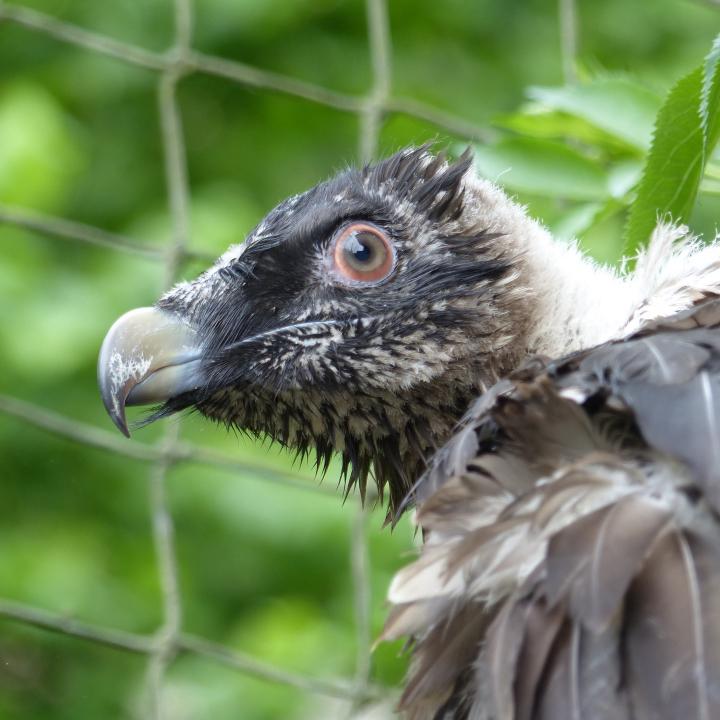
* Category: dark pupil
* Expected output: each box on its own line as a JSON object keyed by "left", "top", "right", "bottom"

{"left": 345, "top": 231, "right": 375, "bottom": 263}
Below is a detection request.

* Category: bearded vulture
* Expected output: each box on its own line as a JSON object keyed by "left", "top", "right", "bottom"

{"left": 98, "top": 148, "right": 720, "bottom": 719}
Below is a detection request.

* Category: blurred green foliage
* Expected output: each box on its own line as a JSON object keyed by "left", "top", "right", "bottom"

{"left": 1, "top": 0, "right": 720, "bottom": 718}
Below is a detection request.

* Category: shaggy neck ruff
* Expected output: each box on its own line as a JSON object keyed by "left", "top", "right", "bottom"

{"left": 462, "top": 173, "right": 720, "bottom": 373}
{"left": 460, "top": 175, "right": 634, "bottom": 367}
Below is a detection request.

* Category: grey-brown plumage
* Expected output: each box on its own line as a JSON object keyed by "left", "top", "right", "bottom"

{"left": 387, "top": 299, "right": 720, "bottom": 719}
{"left": 97, "top": 147, "right": 720, "bottom": 719}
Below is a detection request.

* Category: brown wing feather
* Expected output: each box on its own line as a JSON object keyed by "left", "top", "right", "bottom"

{"left": 541, "top": 495, "right": 672, "bottom": 632}
{"left": 483, "top": 595, "right": 529, "bottom": 719}
{"left": 398, "top": 602, "right": 493, "bottom": 712}
{"left": 514, "top": 599, "right": 566, "bottom": 720}
{"left": 625, "top": 530, "right": 720, "bottom": 720}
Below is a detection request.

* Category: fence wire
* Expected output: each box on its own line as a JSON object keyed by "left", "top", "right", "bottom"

{"left": 0, "top": 0, "right": 577, "bottom": 717}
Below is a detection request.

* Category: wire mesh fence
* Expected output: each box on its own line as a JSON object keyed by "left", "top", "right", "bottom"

{"left": 0, "top": 0, "right": 576, "bottom": 717}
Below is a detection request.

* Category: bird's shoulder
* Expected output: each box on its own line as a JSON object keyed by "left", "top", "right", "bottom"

{"left": 412, "top": 293, "right": 720, "bottom": 510}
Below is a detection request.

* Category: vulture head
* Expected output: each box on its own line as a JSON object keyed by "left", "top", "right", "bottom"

{"left": 99, "top": 146, "right": 720, "bottom": 717}
{"left": 100, "top": 147, "right": 597, "bottom": 510}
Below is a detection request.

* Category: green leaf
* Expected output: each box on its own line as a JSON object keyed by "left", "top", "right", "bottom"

{"left": 608, "top": 160, "right": 643, "bottom": 199}
{"left": 551, "top": 198, "right": 626, "bottom": 246}
{"left": 472, "top": 137, "right": 609, "bottom": 201}
{"left": 529, "top": 78, "right": 661, "bottom": 150}
{"left": 624, "top": 34, "right": 720, "bottom": 253}
{"left": 702, "top": 35, "right": 720, "bottom": 155}
{"left": 494, "top": 108, "right": 631, "bottom": 151}
{"left": 550, "top": 202, "right": 604, "bottom": 241}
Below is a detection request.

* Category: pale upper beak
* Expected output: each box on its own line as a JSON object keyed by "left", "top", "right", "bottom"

{"left": 97, "top": 307, "right": 203, "bottom": 437}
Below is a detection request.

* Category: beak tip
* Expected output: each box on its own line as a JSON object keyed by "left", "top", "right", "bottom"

{"left": 99, "top": 379, "right": 131, "bottom": 438}
{"left": 110, "top": 409, "right": 131, "bottom": 438}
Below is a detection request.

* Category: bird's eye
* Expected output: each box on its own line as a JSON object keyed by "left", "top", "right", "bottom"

{"left": 330, "top": 222, "right": 395, "bottom": 283}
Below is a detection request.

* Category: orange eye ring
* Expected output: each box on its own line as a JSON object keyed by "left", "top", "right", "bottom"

{"left": 330, "top": 222, "right": 395, "bottom": 283}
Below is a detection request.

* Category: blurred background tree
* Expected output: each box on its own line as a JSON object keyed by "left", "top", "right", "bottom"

{"left": 0, "top": 0, "right": 719, "bottom": 718}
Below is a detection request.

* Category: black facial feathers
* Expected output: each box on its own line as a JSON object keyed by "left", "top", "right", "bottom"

{"left": 154, "top": 147, "right": 516, "bottom": 512}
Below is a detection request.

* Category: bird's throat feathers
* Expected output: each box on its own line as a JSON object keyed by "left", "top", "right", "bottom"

{"left": 191, "top": 364, "right": 484, "bottom": 513}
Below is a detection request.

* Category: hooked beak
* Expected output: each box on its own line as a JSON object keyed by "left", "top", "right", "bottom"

{"left": 98, "top": 307, "right": 203, "bottom": 437}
